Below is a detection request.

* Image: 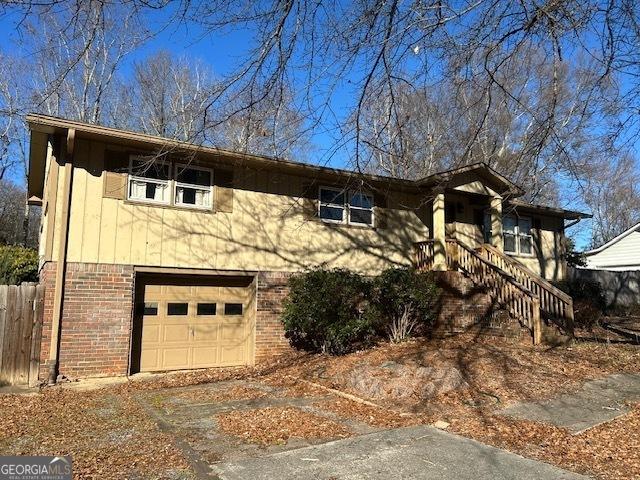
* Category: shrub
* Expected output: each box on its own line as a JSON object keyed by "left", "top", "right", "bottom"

{"left": 554, "top": 278, "right": 606, "bottom": 330}
{"left": 281, "top": 268, "right": 374, "bottom": 355}
{"left": 0, "top": 244, "right": 39, "bottom": 285}
{"left": 370, "top": 268, "right": 440, "bottom": 342}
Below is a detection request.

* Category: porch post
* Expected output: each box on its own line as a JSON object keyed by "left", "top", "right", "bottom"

{"left": 490, "top": 195, "right": 503, "bottom": 251}
{"left": 433, "top": 188, "right": 447, "bottom": 271}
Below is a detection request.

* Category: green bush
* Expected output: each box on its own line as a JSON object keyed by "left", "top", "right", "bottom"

{"left": 281, "top": 268, "right": 374, "bottom": 355}
{"left": 554, "top": 278, "right": 606, "bottom": 330}
{"left": 0, "top": 244, "right": 39, "bottom": 285}
{"left": 370, "top": 268, "right": 440, "bottom": 342}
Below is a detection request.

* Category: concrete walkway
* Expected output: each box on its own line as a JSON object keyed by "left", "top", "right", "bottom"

{"left": 213, "top": 425, "right": 587, "bottom": 480}
{"left": 500, "top": 373, "right": 640, "bottom": 434}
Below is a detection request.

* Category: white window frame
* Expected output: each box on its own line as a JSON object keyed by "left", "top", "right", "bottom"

{"left": 318, "top": 186, "right": 374, "bottom": 227}
{"left": 127, "top": 156, "right": 171, "bottom": 205}
{"left": 318, "top": 186, "right": 346, "bottom": 224}
{"left": 174, "top": 163, "right": 213, "bottom": 210}
{"left": 347, "top": 191, "right": 375, "bottom": 227}
{"left": 503, "top": 214, "right": 534, "bottom": 257}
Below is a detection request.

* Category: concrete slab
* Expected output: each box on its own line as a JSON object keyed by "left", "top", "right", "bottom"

{"left": 213, "top": 425, "right": 587, "bottom": 480}
{"left": 500, "top": 373, "right": 640, "bottom": 434}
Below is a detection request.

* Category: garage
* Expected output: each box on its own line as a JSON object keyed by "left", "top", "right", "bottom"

{"left": 131, "top": 274, "right": 256, "bottom": 373}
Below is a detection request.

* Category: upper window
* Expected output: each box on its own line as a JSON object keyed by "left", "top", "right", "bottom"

{"left": 128, "top": 158, "right": 170, "bottom": 204}
{"left": 175, "top": 164, "right": 212, "bottom": 209}
{"left": 318, "top": 187, "right": 374, "bottom": 227}
{"left": 127, "top": 156, "right": 213, "bottom": 210}
{"left": 503, "top": 215, "right": 533, "bottom": 256}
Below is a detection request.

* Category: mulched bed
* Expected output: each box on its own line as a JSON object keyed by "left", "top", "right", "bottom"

{"left": 216, "top": 406, "right": 352, "bottom": 446}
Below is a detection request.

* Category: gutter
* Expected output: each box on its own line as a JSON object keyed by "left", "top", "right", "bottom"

{"left": 47, "top": 128, "right": 75, "bottom": 385}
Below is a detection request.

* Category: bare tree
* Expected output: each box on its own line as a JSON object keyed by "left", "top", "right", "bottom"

{"left": 585, "top": 154, "right": 640, "bottom": 246}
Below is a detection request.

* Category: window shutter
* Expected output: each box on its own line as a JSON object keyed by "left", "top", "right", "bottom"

{"left": 374, "top": 192, "right": 388, "bottom": 229}
{"left": 214, "top": 168, "right": 234, "bottom": 213}
{"left": 102, "top": 150, "right": 129, "bottom": 200}
{"left": 301, "top": 181, "right": 318, "bottom": 220}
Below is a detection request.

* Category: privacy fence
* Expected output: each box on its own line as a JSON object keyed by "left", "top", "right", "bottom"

{"left": 0, "top": 283, "right": 44, "bottom": 387}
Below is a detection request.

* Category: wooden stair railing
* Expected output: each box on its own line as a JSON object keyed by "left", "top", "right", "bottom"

{"left": 478, "top": 243, "right": 574, "bottom": 334}
{"left": 414, "top": 240, "right": 435, "bottom": 271}
{"left": 445, "top": 239, "right": 542, "bottom": 343}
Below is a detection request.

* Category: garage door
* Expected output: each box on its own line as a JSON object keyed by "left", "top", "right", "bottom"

{"left": 138, "top": 278, "right": 255, "bottom": 372}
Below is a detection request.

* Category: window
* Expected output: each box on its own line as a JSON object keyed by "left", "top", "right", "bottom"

{"left": 349, "top": 192, "right": 373, "bottom": 225}
{"left": 137, "top": 302, "right": 158, "bottom": 316}
{"left": 318, "top": 187, "right": 374, "bottom": 226}
{"left": 503, "top": 215, "right": 534, "bottom": 256}
{"left": 167, "top": 302, "right": 188, "bottom": 315}
{"left": 319, "top": 187, "right": 345, "bottom": 222}
{"left": 175, "top": 164, "right": 212, "bottom": 209}
{"left": 224, "top": 303, "right": 243, "bottom": 315}
{"left": 127, "top": 156, "right": 214, "bottom": 210}
{"left": 197, "top": 303, "right": 217, "bottom": 315}
{"left": 128, "top": 158, "right": 170, "bottom": 204}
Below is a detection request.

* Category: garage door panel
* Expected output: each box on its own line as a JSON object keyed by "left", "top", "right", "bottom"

{"left": 192, "top": 346, "right": 219, "bottom": 367}
{"left": 139, "top": 278, "right": 254, "bottom": 372}
{"left": 141, "top": 324, "right": 161, "bottom": 343}
{"left": 140, "top": 348, "right": 160, "bottom": 371}
{"left": 220, "top": 345, "right": 247, "bottom": 364}
{"left": 220, "top": 322, "right": 245, "bottom": 341}
{"left": 162, "top": 347, "right": 190, "bottom": 369}
{"left": 192, "top": 324, "right": 219, "bottom": 342}
{"left": 163, "top": 324, "right": 191, "bottom": 343}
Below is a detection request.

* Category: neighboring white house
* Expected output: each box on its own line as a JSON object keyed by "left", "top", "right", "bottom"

{"left": 583, "top": 222, "right": 640, "bottom": 271}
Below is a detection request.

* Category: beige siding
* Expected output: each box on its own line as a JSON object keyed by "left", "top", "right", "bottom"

{"left": 58, "top": 139, "right": 429, "bottom": 276}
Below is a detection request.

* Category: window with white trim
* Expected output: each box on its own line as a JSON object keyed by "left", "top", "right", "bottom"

{"left": 318, "top": 187, "right": 374, "bottom": 226}
{"left": 128, "top": 157, "right": 170, "bottom": 204}
{"left": 503, "top": 215, "right": 533, "bottom": 255}
{"left": 127, "top": 156, "right": 214, "bottom": 210}
{"left": 175, "top": 164, "right": 212, "bottom": 208}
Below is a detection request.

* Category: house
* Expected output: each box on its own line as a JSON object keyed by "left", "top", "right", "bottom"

{"left": 570, "top": 222, "right": 640, "bottom": 309}
{"left": 26, "top": 115, "right": 590, "bottom": 383}
{"left": 582, "top": 223, "right": 640, "bottom": 271}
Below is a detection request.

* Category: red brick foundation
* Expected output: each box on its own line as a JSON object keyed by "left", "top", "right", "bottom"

{"left": 255, "top": 271, "right": 293, "bottom": 361}
{"left": 39, "top": 262, "right": 135, "bottom": 380}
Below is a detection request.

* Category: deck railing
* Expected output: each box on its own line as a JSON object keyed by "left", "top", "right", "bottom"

{"left": 414, "top": 240, "right": 435, "bottom": 271}
{"left": 478, "top": 243, "right": 574, "bottom": 333}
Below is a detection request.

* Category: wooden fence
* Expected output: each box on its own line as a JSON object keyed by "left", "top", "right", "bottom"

{"left": 0, "top": 283, "right": 45, "bottom": 387}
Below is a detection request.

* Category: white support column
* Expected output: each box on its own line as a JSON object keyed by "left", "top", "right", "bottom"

{"left": 490, "top": 195, "right": 503, "bottom": 251}
{"left": 432, "top": 189, "right": 446, "bottom": 271}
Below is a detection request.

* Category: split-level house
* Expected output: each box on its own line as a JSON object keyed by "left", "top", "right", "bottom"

{"left": 26, "top": 115, "right": 590, "bottom": 382}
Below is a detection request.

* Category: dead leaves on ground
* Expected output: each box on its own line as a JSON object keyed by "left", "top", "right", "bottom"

{"left": 216, "top": 406, "right": 351, "bottom": 446}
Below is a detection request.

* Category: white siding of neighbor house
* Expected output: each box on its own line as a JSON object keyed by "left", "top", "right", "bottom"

{"left": 584, "top": 227, "right": 640, "bottom": 271}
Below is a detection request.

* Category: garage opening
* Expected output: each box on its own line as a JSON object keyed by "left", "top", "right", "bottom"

{"left": 130, "top": 274, "right": 256, "bottom": 374}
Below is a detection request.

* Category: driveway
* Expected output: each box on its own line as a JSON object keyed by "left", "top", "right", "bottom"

{"left": 136, "top": 379, "right": 588, "bottom": 479}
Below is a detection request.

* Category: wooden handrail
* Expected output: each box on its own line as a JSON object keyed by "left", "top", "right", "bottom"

{"left": 445, "top": 239, "right": 542, "bottom": 342}
{"left": 479, "top": 243, "right": 574, "bottom": 333}
{"left": 414, "top": 240, "right": 435, "bottom": 271}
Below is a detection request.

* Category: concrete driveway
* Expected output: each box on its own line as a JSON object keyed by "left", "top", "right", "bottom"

{"left": 214, "top": 425, "right": 587, "bottom": 480}
{"left": 136, "top": 379, "right": 588, "bottom": 480}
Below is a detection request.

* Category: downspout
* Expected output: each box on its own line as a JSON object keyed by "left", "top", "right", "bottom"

{"left": 47, "top": 128, "right": 75, "bottom": 385}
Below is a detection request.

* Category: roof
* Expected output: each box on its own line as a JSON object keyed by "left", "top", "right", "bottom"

{"left": 506, "top": 199, "right": 592, "bottom": 221}
{"left": 25, "top": 114, "right": 590, "bottom": 220}
{"left": 584, "top": 222, "right": 640, "bottom": 255}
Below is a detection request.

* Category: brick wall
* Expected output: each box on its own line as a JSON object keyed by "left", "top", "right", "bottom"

{"left": 255, "top": 271, "right": 293, "bottom": 361}
{"left": 38, "top": 261, "right": 135, "bottom": 380}
{"left": 433, "top": 271, "right": 524, "bottom": 338}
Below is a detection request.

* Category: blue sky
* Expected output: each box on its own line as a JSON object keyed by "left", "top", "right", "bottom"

{"left": 3, "top": 6, "right": 636, "bottom": 249}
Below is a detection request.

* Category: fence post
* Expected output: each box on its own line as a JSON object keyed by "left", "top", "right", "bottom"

{"left": 532, "top": 297, "right": 542, "bottom": 345}
{"left": 29, "top": 285, "right": 45, "bottom": 387}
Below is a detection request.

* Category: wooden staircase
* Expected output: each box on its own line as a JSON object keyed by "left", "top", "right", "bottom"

{"left": 415, "top": 239, "right": 575, "bottom": 343}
